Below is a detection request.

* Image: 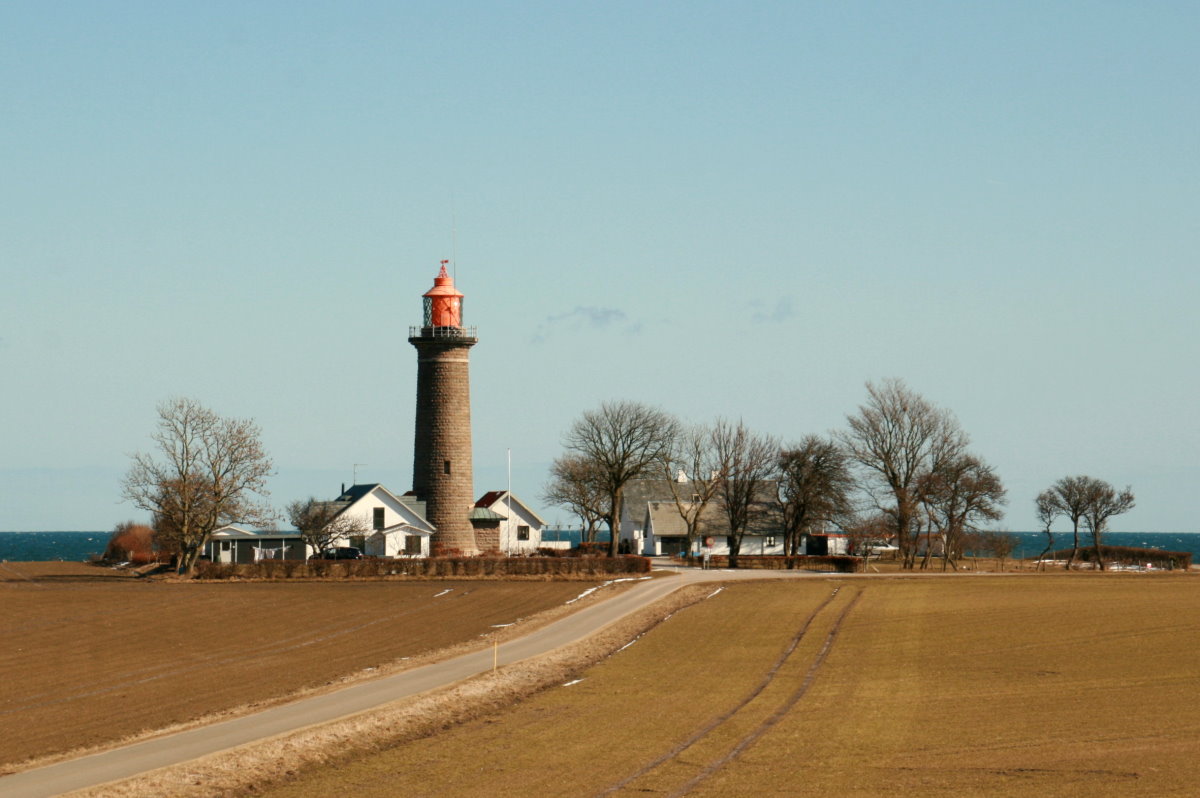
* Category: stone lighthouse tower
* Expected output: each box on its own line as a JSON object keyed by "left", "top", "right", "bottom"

{"left": 409, "top": 261, "right": 479, "bottom": 555}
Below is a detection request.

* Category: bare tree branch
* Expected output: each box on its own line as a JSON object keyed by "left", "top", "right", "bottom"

{"left": 123, "top": 398, "right": 274, "bottom": 575}
{"left": 778, "top": 435, "right": 855, "bottom": 558}
{"left": 1082, "top": 479, "right": 1135, "bottom": 571}
{"left": 918, "top": 453, "right": 1006, "bottom": 571}
{"left": 561, "top": 401, "right": 678, "bottom": 557}
{"left": 661, "top": 422, "right": 725, "bottom": 556}
{"left": 542, "top": 454, "right": 609, "bottom": 544}
{"left": 711, "top": 419, "right": 779, "bottom": 568}
{"left": 837, "top": 379, "right": 969, "bottom": 569}
{"left": 287, "top": 497, "right": 371, "bottom": 558}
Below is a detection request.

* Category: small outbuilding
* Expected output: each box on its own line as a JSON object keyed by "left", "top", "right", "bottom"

{"left": 475, "top": 490, "right": 547, "bottom": 554}
{"left": 204, "top": 525, "right": 306, "bottom": 563}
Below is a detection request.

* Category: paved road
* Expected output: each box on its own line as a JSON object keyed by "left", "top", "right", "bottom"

{"left": 0, "top": 565, "right": 817, "bottom": 798}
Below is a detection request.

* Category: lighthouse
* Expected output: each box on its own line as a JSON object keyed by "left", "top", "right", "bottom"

{"left": 409, "top": 261, "right": 480, "bottom": 555}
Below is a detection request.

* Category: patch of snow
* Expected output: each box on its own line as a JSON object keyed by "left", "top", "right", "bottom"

{"left": 567, "top": 575, "right": 653, "bottom": 605}
{"left": 566, "top": 586, "right": 600, "bottom": 605}
{"left": 433, "top": 588, "right": 453, "bottom": 598}
{"left": 563, "top": 679, "right": 585, "bottom": 687}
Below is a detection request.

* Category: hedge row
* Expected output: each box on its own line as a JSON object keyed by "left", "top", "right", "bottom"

{"left": 192, "top": 555, "right": 651, "bottom": 580}
{"left": 685, "top": 555, "right": 861, "bottom": 573}
{"left": 1046, "top": 545, "right": 1191, "bottom": 570}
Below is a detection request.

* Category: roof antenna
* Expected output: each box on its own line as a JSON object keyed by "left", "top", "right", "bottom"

{"left": 353, "top": 463, "right": 367, "bottom": 485}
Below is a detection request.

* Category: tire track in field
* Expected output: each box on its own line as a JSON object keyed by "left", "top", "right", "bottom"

{"left": 594, "top": 586, "right": 846, "bottom": 798}
{"left": 0, "top": 563, "right": 50, "bottom": 588}
{"left": 666, "top": 587, "right": 865, "bottom": 797}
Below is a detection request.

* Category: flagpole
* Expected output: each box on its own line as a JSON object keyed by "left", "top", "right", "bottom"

{"left": 507, "top": 448, "right": 513, "bottom": 552}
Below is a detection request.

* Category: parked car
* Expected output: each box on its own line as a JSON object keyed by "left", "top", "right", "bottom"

{"left": 315, "top": 547, "right": 362, "bottom": 560}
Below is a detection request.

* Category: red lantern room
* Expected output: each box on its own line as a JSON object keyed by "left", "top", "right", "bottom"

{"left": 423, "top": 260, "right": 463, "bottom": 328}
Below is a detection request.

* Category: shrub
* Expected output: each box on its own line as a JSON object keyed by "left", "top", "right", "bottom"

{"left": 701, "top": 555, "right": 860, "bottom": 573}
{"left": 104, "top": 521, "right": 158, "bottom": 564}
{"left": 189, "top": 554, "right": 651, "bottom": 580}
{"left": 194, "top": 561, "right": 237, "bottom": 580}
{"left": 1047, "top": 545, "right": 1191, "bottom": 571}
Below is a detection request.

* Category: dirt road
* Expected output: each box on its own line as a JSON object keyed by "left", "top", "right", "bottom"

{"left": 0, "top": 566, "right": 817, "bottom": 798}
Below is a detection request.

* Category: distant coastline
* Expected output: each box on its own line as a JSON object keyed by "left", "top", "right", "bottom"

{"left": 1, "top": 530, "right": 1198, "bottom": 563}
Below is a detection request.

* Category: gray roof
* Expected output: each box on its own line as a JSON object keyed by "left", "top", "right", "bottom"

{"left": 625, "top": 478, "right": 781, "bottom": 528}
{"left": 645, "top": 496, "right": 783, "bottom": 539}
{"left": 469, "top": 507, "right": 506, "bottom": 521}
{"left": 398, "top": 493, "right": 428, "bottom": 523}
{"left": 624, "top": 478, "right": 779, "bottom": 507}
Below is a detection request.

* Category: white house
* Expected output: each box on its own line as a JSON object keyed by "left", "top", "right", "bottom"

{"left": 320, "top": 483, "right": 435, "bottom": 558}
{"left": 619, "top": 477, "right": 785, "bottom": 557}
{"left": 475, "top": 490, "right": 547, "bottom": 554}
{"left": 642, "top": 501, "right": 785, "bottom": 557}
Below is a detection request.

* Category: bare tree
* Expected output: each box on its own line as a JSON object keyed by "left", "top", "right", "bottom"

{"left": 712, "top": 419, "right": 779, "bottom": 568}
{"left": 661, "top": 422, "right": 725, "bottom": 557}
{"left": 918, "top": 453, "right": 1006, "bottom": 571}
{"left": 838, "top": 379, "right": 968, "bottom": 569}
{"left": 561, "top": 401, "right": 679, "bottom": 557}
{"left": 1034, "top": 489, "right": 1059, "bottom": 570}
{"left": 778, "top": 435, "right": 855, "bottom": 559}
{"left": 1043, "top": 476, "right": 1092, "bottom": 570}
{"left": 542, "top": 453, "right": 610, "bottom": 544}
{"left": 123, "top": 398, "right": 274, "bottom": 575}
{"left": 287, "top": 497, "right": 371, "bottom": 558}
{"left": 843, "top": 512, "right": 893, "bottom": 569}
{"left": 978, "top": 530, "right": 1017, "bottom": 571}
{"left": 1082, "top": 479, "right": 1136, "bottom": 571}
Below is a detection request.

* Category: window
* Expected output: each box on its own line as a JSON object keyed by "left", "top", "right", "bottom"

{"left": 350, "top": 535, "right": 366, "bottom": 550}
{"left": 517, "top": 525, "right": 530, "bottom": 541}
{"left": 220, "top": 541, "right": 231, "bottom": 551}
{"left": 766, "top": 536, "right": 777, "bottom": 547}
{"left": 373, "top": 507, "right": 385, "bottom": 530}
{"left": 444, "top": 460, "right": 451, "bottom": 475}
{"left": 404, "top": 535, "right": 422, "bottom": 555}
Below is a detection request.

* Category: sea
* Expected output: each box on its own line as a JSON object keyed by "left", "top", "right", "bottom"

{"left": 0, "top": 532, "right": 110, "bottom": 562}
{"left": 1, "top": 530, "right": 1198, "bottom": 563}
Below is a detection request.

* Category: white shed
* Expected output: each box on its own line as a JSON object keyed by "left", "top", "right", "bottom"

{"left": 475, "top": 490, "right": 547, "bottom": 554}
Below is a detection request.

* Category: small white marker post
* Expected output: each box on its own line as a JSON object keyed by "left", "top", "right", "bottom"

{"left": 493, "top": 639, "right": 498, "bottom": 674}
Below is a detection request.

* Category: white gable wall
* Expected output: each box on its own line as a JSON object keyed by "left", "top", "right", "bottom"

{"left": 487, "top": 494, "right": 545, "bottom": 554}
{"left": 366, "top": 525, "right": 431, "bottom": 558}
{"left": 330, "top": 487, "right": 433, "bottom": 552}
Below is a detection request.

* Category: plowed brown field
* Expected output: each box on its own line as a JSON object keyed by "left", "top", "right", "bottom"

{"left": 0, "top": 561, "right": 588, "bottom": 768}
{"left": 260, "top": 574, "right": 1200, "bottom": 798}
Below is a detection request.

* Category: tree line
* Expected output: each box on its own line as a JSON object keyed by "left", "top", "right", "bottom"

{"left": 546, "top": 378, "right": 1134, "bottom": 570}
{"left": 117, "top": 385, "right": 1135, "bottom": 575}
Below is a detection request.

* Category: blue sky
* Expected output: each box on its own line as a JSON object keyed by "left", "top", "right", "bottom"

{"left": 2, "top": 2, "right": 1196, "bottom": 532}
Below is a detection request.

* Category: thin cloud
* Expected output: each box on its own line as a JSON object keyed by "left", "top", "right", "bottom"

{"left": 749, "top": 298, "right": 795, "bottom": 324}
{"left": 531, "top": 306, "right": 640, "bottom": 343}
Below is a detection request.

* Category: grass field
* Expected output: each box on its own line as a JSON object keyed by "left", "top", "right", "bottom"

{"left": 257, "top": 573, "right": 1200, "bottom": 797}
{"left": 0, "top": 561, "right": 591, "bottom": 768}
